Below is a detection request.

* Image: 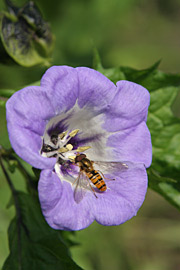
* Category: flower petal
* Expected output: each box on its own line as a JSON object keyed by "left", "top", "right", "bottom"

{"left": 6, "top": 86, "right": 56, "bottom": 169}
{"left": 92, "top": 162, "right": 148, "bottom": 226}
{"left": 38, "top": 169, "right": 63, "bottom": 211}
{"left": 38, "top": 162, "right": 147, "bottom": 230}
{"left": 40, "top": 66, "right": 79, "bottom": 113}
{"left": 41, "top": 66, "right": 116, "bottom": 113}
{"left": 104, "top": 80, "right": 150, "bottom": 131}
{"left": 107, "top": 121, "right": 152, "bottom": 167}
{"left": 38, "top": 169, "right": 94, "bottom": 230}
{"left": 76, "top": 67, "right": 116, "bottom": 110}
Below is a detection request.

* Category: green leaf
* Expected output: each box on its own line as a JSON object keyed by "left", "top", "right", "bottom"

{"left": 0, "top": 81, "right": 40, "bottom": 106}
{"left": 0, "top": 89, "right": 15, "bottom": 107}
{"left": 0, "top": 98, "right": 6, "bottom": 106}
{"left": 32, "top": 167, "right": 41, "bottom": 179}
{"left": 0, "top": 89, "right": 16, "bottom": 98}
{"left": 0, "top": 1, "right": 54, "bottom": 67}
{"left": 93, "top": 49, "right": 161, "bottom": 85}
{"left": 2, "top": 192, "right": 83, "bottom": 270}
{"left": 148, "top": 168, "right": 180, "bottom": 210}
{"left": 93, "top": 52, "right": 180, "bottom": 210}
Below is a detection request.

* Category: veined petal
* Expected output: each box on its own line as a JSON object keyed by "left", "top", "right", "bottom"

{"left": 92, "top": 162, "right": 148, "bottom": 226}
{"left": 6, "top": 86, "right": 56, "bottom": 169}
{"left": 38, "top": 170, "right": 94, "bottom": 230}
{"left": 41, "top": 66, "right": 116, "bottom": 114}
{"left": 104, "top": 80, "right": 150, "bottom": 131}
{"left": 8, "top": 126, "right": 56, "bottom": 169}
{"left": 40, "top": 66, "right": 79, "bottom": 114}
{"left": 6, "top": 86, "right": 55, "bottom": 134}
{"left": 107, "top": 121, "right": 152, "bottom": 167}
{"left": 38, "top": 162, "right": 147, "bottom": 230}
{"left": 38, "top": 169, "right": 63, "bottom": 211}
{"left": 76, "top": 67, "right": 116, "bottom": 110}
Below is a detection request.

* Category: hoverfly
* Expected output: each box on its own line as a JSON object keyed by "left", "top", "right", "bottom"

{"left": 73, "top": 153, "right": 128, "bottom": 203}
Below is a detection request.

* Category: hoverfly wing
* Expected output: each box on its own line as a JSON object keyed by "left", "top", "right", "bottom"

{"left": 73, "top": 171, "right": 92, "bottom": 203}
{"left": 93, "top": 161, "right": 128, "bottom": 175}
{"left": 73, "top": 172, "right": 86, "bottom": 203}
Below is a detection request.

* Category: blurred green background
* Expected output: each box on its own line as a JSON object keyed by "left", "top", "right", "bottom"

{"left": 0, "top": 0, "right": 180, "bottom": 269}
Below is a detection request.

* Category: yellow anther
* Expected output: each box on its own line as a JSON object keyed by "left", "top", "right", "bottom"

{"left": 58, "top": 147, "right": 69, "bottom": 153}
{"left": 59, "top": 131, "right": 68, "bottom": 140}
{"left": 69, "top": 129, "right": 79, "bottom": 138}
{"left": 66, "top": 144, "right": 73, "bottom": 151}
{"left": 68, "top": 155, "right": 76, "bottom": 161}
{"left": 76, "top": 146, "right": 91, "bottom": 152}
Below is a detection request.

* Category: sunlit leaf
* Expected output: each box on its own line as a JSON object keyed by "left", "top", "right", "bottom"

{"left": 0, "top": 81, "right": 40, "bottom": 106}
{"left": 148, "top": 168, "right": 180, "bottom": 210}
{"left": 0, "top": 1, "right": 54, "bottom": 67}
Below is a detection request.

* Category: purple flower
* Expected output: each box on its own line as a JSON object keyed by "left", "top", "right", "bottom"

{"left": 6, "top": 66, "right": 152, "bottom": 231}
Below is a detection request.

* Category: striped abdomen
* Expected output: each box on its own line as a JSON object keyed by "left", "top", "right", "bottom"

{"left": 86, "top": 170, "right": 107, "bottom": 192}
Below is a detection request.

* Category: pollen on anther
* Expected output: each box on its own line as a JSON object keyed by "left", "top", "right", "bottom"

{"left": 76, "top": 146, "right": 91, "bottom": 152}
{"left": 69, "top": 129, "right": 80, "bottom": 138}
{"left": 66, "top": 144, "right": 73, "bottom": 151}
{"left": 59, "top": 131, "right": 67, "bottom": 140}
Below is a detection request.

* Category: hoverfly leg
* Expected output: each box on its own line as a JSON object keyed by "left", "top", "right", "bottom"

{"left": 97, "top": 170, "right": 115, "bottom": 181}
{"left": 91, "top": 187, "right": 98, "bottom": 199}
{"left": 88, "top": 182, "right": 98, "bottom": 199}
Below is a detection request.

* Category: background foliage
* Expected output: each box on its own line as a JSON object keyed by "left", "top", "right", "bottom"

{"left": 0, "top": 0, "right": 180, "bottom": 270}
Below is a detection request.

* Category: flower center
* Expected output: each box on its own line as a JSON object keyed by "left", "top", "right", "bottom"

{"left": 40, "top": 129, "right": 91, "bottom": 182}
{"left": 41, "top": 129, "right": 90, "bottom": 160}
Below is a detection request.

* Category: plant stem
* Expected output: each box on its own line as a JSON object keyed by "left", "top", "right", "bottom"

{"left": 0, "top": 155, "right": 22, "bottom": 270}
{"left": 0, "top": 146, "right": 37, "bottom": 191}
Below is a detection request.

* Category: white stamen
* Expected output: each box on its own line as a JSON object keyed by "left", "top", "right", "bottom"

{"left": 59, "top": 131, "right": 68, "bottom": 140}
{"left": 41, "top": 127, "right": 91, "bottom": 164}
{"left": 58, "top": 147, "right": 69, "bottom": 153}
{"left": 58, "top": 130, "right": 77, "bottom": 148}
{"left": 58, "top": 143, "right": 73, "bottom": 153}
{"left": 44, "top": 150, "right": 58, "bottom": 157}
{"left": 54, "top": 163, "right": 63, "bottom": 181}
